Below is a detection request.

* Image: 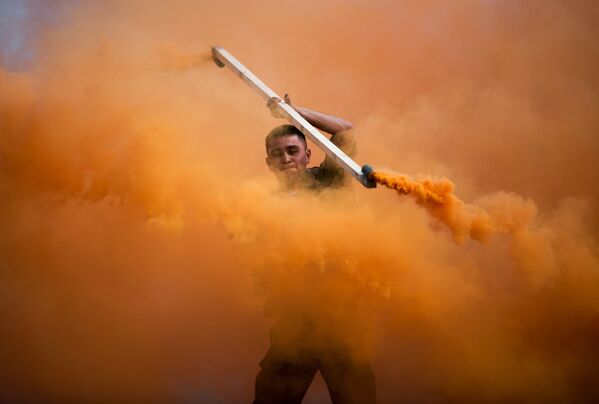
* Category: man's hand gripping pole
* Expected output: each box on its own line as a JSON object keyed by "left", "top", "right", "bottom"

{"left": 211, "top": 46, "right": 376, "bottom": 188}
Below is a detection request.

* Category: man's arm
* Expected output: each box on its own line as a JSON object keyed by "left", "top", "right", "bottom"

{"left": 267, "top": 94, "right": 356, "bottom": 188}
{"left": 267, "top": 94, "right": 353, "bottom": 135}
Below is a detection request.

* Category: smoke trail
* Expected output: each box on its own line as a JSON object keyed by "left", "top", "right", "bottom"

{"left": 371, "top": 171, "right": 512, "bottom": 243}
{"left": 156, "top": 44, "right": 213, "bottom": 71}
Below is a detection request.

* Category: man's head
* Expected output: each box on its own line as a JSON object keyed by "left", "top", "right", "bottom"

{"left": 265, "top": 125, "right": 311, "bottom": 185}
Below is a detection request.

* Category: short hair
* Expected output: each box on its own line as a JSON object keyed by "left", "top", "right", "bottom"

{"left": 265, "top": 125, "right": 306, "bottom": 151}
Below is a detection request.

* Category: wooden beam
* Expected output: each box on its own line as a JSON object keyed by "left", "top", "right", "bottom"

{"left": 211, "top": 46, "right": 375, "bottom": 188}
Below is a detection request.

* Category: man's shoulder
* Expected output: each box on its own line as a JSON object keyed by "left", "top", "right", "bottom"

{"left": 304, "top": 129, "right": 356, "bottom": 190}
{"left": 306, "top": 165, "right": 348, "bottom": 190}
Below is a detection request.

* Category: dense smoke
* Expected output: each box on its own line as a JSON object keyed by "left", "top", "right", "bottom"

{"left": 1, "top": 0, "right": 598, "bottom": 402}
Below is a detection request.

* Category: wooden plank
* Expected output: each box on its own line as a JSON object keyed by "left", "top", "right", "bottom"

{"left": 211, "top": 46, "right": 375, "bottom": 188}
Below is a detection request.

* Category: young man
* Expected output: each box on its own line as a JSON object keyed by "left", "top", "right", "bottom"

{"left": 264, "top": 94, "right": 356, "bottom": 192}
{"left": 254, "top": 95, "right": 376, "bottom": 404}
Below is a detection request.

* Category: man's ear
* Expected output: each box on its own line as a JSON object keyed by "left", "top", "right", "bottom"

{"left": 265, "top": 157, "right": 274, "bottom": 172}
{"left": 305, "top": 148, "right": 311, "bottom": 164}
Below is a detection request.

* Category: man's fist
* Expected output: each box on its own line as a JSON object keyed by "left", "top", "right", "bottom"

{"left": 266, "top": 93, "right": 292, "bottom": 119}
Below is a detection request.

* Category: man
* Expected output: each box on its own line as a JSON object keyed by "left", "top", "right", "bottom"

{"left": 253, "top": 95, "right": 376, "bottom": 404}
{"left": 264, "top": 94, "right": 357, "bottom": 192}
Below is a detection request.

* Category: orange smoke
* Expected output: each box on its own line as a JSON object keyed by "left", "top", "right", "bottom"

{"left": 371, "top": 171, "right": 497, "bottom": 243}
{"left": 157, "top": 44, "right": 212, "bottom": 71}
{"left": 371, "top": 172, "right": 448, "bottom": 204}
{"left": 1, "top": 1, "right": 599, "bottom": 403}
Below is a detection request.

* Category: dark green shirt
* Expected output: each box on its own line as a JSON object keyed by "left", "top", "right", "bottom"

{"left": 304, "top": 130, "right": 356, "bottom": 190}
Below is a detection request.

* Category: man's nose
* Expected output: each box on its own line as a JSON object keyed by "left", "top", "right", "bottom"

{"left": 282, "top": 152, "right": 292, "bottom": 163}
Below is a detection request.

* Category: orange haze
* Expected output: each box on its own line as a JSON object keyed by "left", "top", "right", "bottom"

{"left": 1, "top": 0, "right": 598, "bottom": 402}
{"left": 372, "top": 171, "right": 525, "bottom": 243}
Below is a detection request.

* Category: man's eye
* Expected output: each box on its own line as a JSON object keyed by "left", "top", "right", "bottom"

{"left": 269, "top": 150, "right": 282, "bottom": 158}
{"left": 287, "top": 147, "right": 299, "bottom": 155}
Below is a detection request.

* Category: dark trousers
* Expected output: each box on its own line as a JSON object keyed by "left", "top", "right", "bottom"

{"left": 253, "top": 339, "right": 376, "bottom": 404}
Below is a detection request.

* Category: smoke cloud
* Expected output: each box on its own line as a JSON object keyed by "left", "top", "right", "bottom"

{"left": 1, "top": 0, "right": 598, "bottom": 402}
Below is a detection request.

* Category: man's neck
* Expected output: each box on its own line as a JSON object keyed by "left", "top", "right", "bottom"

{"left": 279, "top": 169, "right": 312, "bottom": 192}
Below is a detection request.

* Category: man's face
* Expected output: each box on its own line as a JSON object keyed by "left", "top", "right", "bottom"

{"left": 265, "top": 135, "right": 311, "bottom": 183}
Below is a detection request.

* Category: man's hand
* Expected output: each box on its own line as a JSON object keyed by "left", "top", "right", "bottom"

{"left": 267, "top": 93, "right": 292, "bottom": 119}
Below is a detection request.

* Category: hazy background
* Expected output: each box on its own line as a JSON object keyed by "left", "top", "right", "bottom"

{"left": 1, "top": 0, "right": 598, "bottom": 402}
